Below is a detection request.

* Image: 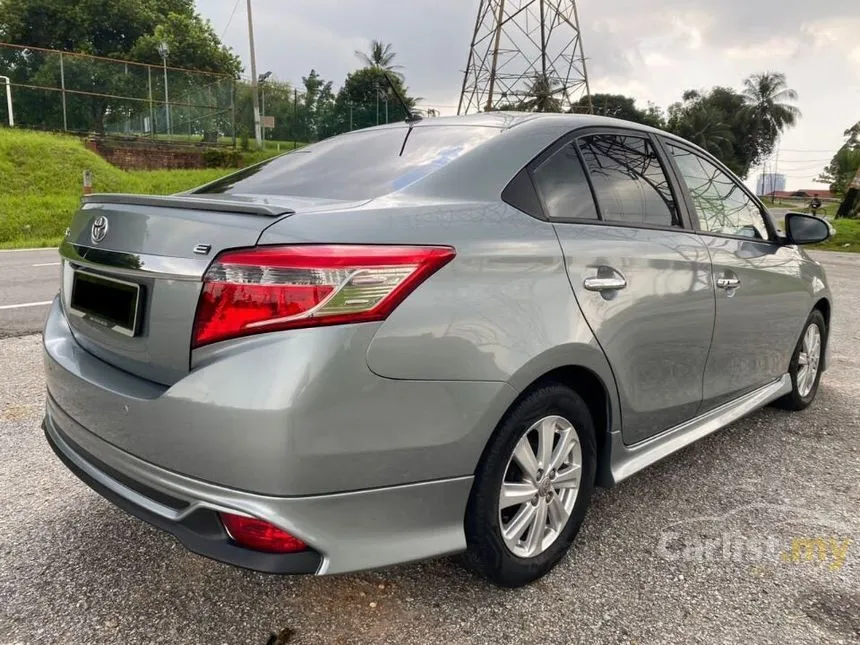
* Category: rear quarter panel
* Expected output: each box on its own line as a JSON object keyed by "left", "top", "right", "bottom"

{"left": 258, "top": 200, "right": 619, "bottom": 428}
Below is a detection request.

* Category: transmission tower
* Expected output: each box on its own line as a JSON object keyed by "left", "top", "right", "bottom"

{"left": 458, "top": 0, "right": 593, "bottom": 115}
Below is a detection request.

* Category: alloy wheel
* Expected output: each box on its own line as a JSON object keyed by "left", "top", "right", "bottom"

{"left": 498, "top": 415, "right": 582, "bottom": 558}
{"left": 797, "top": 324, "right": 821, "bottom": 398}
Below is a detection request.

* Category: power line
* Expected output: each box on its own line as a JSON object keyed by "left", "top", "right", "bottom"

{"left": 221, "top": 0, "right": 242, "bottom": 39}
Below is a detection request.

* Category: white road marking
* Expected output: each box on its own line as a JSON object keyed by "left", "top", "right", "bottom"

{"left": 0, "top": 301, "right": 53, "bottom": 311}
{"left": 0, "top": 247, "right": 59, "bottom": 253}
{"left": 32, "top": 262, "right": 61, "bottom": 267}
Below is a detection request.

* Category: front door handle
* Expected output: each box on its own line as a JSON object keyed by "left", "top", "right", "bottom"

{"left": 583, "top": 276, "right": 627, "bottom": 292}
{"left": 716, "top": 277, "right": 741, "bottom": 290}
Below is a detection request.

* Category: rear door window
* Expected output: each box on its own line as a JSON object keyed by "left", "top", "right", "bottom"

{"left": 577, "top": 134, "right": 681, "bottom": 228}
{"left": 194, "top": 126, "right": 500, "bottom": 200}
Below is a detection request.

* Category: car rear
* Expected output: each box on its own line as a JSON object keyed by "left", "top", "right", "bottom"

{"left": 42, "top": 119, "right": 524, "bottom": 574}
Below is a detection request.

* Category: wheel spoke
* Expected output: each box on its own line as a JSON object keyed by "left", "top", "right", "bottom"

{"left": 547, "top": 494, "right": 568, "bottom": 532}
{"left": 548, "top": 427, "right": 575, "bottom": 472}
{"left": 537, "top": 417, "right": 555, "bottom": 469}
{"left": 553, "top": 464, "right": 581, "bottom": 489}
{"left": 502, "top": 502, "right": 536, "bottom": 549}
{"left": 798, "top": 351, "right": 808, "bottom": 366}
{"left": 512, "top": 438, "right": 539, "bottom": 482}
{"left": 523, "top": 499, "right": 548, "bottom": 556}
{"left": 500, "top": 481, "right": 538, "bottom": 509}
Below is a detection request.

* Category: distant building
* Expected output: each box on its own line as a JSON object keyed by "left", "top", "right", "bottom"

{"left": 756, "top": 173, "right": 787, "bottom": 196}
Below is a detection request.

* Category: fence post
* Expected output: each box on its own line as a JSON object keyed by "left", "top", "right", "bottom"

{"left": 147, "top": 66, "right": 155, "bottom": 138}
{"left": 59, "top": 52, "right": 68, "bottom": 131}
{"left": 230, "top": 79, "right": 237, "bottom": 149}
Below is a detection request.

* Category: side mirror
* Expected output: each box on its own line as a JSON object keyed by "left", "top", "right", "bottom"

{"left": 784, "top": 213, "right": 831, "bottom": 245}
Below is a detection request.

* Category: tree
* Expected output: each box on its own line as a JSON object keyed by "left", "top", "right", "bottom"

{"left": 667, "top": 102, "right": 734, "bottom": 159}
{"left": 816, "top": 122, "right": 860, "bottom": 197}
{"left": 741, "top": 72, "right": 801, "bottom": 160}
{"left": 0, "top": 0, "right": 241, "bottom": 133}
{"left": 298, "top": 69, "right": 336, "bottom": 141}
{"left": 518, "top": 74, "right": 563, "bottom": 113}
{"left": 667, "top": 85, "right": 767, "bottom": 178}
{"left": 333, "top": 67, "right": 415, "bottom": 133}
{"left": 354, "top": 40, "right": 404, "bottom": 81}
{"left": 570, "top": 93, "right": 664, "bottom": 127}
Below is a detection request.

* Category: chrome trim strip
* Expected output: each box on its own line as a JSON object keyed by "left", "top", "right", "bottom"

{"left": 60, "top": 240, "right": 208, "bottom": 281}
{"left": 610, "top": 374, "right": 792, "bottom": 483}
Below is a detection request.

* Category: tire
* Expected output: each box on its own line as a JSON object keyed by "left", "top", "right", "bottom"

{"left": 463, "top": 383, "right": 596, "bottom": 587}
{"left": 774, "top": 309, "right": 826, "bottom": 411}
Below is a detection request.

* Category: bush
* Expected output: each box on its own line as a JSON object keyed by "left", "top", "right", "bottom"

{"left": 203, "top": 147, "right": 241, "bottom": 168}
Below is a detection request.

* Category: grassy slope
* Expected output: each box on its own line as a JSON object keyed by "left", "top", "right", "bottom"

{"left": 813, "top": 218, "right": 860, "bottom": 252}
{"left": 0, "top": 129, "right": 240, "bottom": 248}
{"left": 766, "top": 199, "right": 859, "bottom": 251}
{"left": 2, "top": 129, "right": 857, "bottom": 252}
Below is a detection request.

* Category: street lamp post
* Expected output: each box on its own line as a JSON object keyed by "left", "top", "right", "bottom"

{"left": 156, "top": 41, "right": 171, "bottom": 137}
{"left": 258, "top": 71, "right": 271, "bottom": 144}
{"left": 246, "top": 0, "right": 263, "bottom": 149}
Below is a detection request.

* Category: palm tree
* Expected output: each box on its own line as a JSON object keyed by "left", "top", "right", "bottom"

{"left": 742, "top": 72, "right": 801, "bottom": 154}
{"left": 679, "top": 104, "right": 735, "bottom": 159}
{"left": 519, "top": 74, "right": 563, "bottom": 113}
{"left": 355, "top": 40, "right": 404, "bottom": 80}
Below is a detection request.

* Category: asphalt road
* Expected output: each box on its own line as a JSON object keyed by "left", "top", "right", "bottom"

{"left": 0, "top": 253, "right": 858, "bottom": 645}
{"left": 0, "top": 248, "right": 61, "bottom": 339}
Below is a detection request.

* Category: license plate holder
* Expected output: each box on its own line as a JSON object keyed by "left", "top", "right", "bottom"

{"left": 69, "top": 270, "right": 142, "bottom": 337}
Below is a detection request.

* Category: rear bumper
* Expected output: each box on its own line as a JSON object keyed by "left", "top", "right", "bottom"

{"left": 43, "top": 296, "right": 513, "bottom": 496}
{"left": 43, "top": 403, "right": 473, "bottom": 574}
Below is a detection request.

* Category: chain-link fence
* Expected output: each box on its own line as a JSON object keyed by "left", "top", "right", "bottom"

{"left": 0, "top": 42, "right": 429, "bottom": 152}
{"left": 0, "top": 42, "right": 235, "bottom": 142}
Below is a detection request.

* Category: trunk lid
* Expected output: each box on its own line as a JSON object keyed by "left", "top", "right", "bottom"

{"left": 59, "top": 193, "right": 362, "bottom": 385}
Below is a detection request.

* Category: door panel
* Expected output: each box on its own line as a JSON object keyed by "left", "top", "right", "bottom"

{"left": 701, "top": 238, "right": 810, "bottom": 408}
{"left": 661, "top": 140, "right": 812, "bottom": 409}
{"left": 555, "top": 224, "right": 714, "bottom": 444}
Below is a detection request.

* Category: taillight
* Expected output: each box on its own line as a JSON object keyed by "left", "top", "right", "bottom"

{"left": 193, "top": 245, "right": 455, "bottom": 347}
{"left": 219, "top": 512, "right": 307, "bottom": 553}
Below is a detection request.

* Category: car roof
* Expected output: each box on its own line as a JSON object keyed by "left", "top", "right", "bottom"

{"left": 379, "top": 111, "right": 658, "bottom": 133}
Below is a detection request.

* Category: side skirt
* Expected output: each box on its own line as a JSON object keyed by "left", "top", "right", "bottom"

{"left": 606, "top": 374, "right": 792, "bottom": 485}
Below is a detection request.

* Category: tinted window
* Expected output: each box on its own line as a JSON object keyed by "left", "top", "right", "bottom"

{"left": 577, "top": 134, "right": 680, "bottom": 228}
{"left": 194, "top": 125, "right": 500, "bottom": 200}
{"left": 532, "top": 142, "right": 598, "bottom": 220}
{"left": 667, "top": 143, "right": 768, "bottom": 240}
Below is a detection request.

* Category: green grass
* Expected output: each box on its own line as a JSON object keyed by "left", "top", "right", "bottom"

{"left": 0, "top": 129, "right": 239, "bottom": 248}
{"left": 765, "top": 199, "right": 839, "bottom": 219}
{"left": 813, "top": 218, "right": 860, "bottom": 252}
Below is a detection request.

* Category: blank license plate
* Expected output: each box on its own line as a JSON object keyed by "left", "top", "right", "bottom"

{"left": 70, "top": 270, "right": 142, "bottom": 337}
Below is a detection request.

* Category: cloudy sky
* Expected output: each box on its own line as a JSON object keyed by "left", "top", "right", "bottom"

{"left": 198, "top": 0, "right": 859, "bottom": 191}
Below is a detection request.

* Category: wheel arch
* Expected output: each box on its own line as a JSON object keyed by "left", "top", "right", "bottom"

{"left": 498, "top": 344, "right": 620, "bottom": 489}
{"left": 812, "top": 297, "right": 831, "bottom": 370}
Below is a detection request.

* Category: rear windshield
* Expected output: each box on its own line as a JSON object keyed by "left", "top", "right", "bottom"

{"left": 194, "top": 125, "right": 501, "bottom": 200}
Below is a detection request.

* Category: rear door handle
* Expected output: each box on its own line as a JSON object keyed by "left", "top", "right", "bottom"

{"left": 716, "top": 277, "right": 741, "bottom": 290}
{"left": 583, "top": 276, "right": 627, "bottom": 292}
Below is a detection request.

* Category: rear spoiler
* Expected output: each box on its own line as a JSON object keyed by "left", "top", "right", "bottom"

{"left": 82, "top": 193, "right": 295, "bottom": 217}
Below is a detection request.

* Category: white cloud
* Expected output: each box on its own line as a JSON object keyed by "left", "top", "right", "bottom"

{"left": 196, "top": 0, "right": 860, "bottom": 188}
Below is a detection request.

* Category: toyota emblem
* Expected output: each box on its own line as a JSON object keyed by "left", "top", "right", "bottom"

{"left": 91, "top": 215, "right": 109, "bottom": 244}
